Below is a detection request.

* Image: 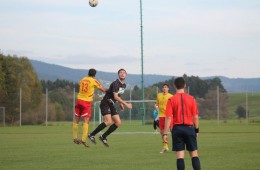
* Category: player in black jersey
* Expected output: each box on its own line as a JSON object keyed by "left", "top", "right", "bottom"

{"left": 88, "top": 68, "right": 132, "bottom": 147}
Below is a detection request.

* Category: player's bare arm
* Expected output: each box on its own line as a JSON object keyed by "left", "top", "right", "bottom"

{"left": 193, "top": 114, "right": 199, "bottom": 136}
{"left": 162, "top": 116, "right": 171, "bottom": 143}
{"left": 113, "top": 92, "right": 132, "bottom": 109}
{"left": 99, "top": 87, "right": 108, "bottom": 92}
{"left": 119, "top": 103, "right": 124, "bottom": 111}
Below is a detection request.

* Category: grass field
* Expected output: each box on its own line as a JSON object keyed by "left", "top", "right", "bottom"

{"left": 227, "top": 93, "right": 260, "bottom": 118}
{"left": 0, "top": 121, "right": 260, "bottom": 170}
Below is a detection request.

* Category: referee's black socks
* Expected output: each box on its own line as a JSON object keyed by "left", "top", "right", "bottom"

{"left": 192, "top": 157, "right": 201, "bottom": 170}
{"left": 177, "top": 158, "right": 185, "bottom": 170}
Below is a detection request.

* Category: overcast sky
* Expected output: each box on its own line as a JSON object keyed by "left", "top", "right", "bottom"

{"left": 1, "top": 0, "right": 260, "bottom": 78}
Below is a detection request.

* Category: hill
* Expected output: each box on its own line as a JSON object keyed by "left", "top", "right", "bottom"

{"left": 30, "top": 60, "right": 173, "bottom": 87}
{"left": 30, "top": 60, "right": 260, "bottom": 93}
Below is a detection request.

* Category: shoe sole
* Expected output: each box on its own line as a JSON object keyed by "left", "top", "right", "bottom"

{"left": 160, "top": 149, "right": 169, "bottom": 154}
{"left": 88, "top": 135, "right": 97, "bottom": 144}
{"left": 82, "top": 143, "right": 90, "bottom": 147}
{"left": 73, "top": 139, "right": 81, "bottom": 145}
{"left": 99, "top": 137, "right": 109, "bottom": 147}
{"left": 80, "top": 141, "right": 90, "bottom": 148}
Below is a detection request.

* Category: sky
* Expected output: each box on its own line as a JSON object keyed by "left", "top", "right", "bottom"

{"left": 1, "top": 0, "right": 260, "bottom": 78}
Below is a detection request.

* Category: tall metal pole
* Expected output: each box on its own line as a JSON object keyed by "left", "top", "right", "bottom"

{"left": 20, "top": 88, "right": 22, "bottom": 127}
{"left": 246, "top": 91, "right": 248, "bottom": 125}
{"left": 217, "top": 86, "right": 219, "bottom": 126}
{"left": 46, "top": 88, "right": 48, "bottom": 126}
{"left": 140, "top": 0, "right": 145, "bottom": 125}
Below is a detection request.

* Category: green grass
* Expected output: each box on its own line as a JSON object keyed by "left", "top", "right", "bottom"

{"left": 0, "top": 121, "right": 260, "bottom": 170}
{"left": 227, "top": 93, "right": 260, "bottom": 118}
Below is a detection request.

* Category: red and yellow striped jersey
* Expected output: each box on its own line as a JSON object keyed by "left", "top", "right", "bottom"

{"left": 156, "top": 93, "right": 173, "bottom": 117}
{"left": 77, "top": 76, "right": 103, "bottom": 102}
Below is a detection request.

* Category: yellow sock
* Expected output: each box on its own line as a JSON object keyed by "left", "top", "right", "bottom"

{"left": 81, "top": 123, "right": 89, "bottom": 143}
{"left": 163, "top": 142, "right": 169, "bottom": 149}
{"left": 73, "top": 123, "right": 79, "bottom": 139}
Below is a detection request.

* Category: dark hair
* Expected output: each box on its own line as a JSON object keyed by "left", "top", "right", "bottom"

{"left": 118, "top": 68, "right": 126, "bottom": 74}
{"left": 162, "top": 83, "right": 169, "bottom": 88}
{"left": 88, "top": 68, "right": 96, "bottom": 77}
{"left": 174, "top": 77, "right": 185, "bottom": 89}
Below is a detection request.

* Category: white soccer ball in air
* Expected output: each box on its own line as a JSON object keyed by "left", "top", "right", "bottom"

{"left": 89, "top": 0, "right": 98, "bottom": 7}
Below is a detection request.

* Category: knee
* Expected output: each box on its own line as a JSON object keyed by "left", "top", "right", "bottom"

{"left": 115, "top": 121, "right": 122, "bottom": 127}
{"left": 189, "top": 150, "right": 198, "bottom": 157}
{"left": 105, "top": 120, "right": 113, "bottom": 126}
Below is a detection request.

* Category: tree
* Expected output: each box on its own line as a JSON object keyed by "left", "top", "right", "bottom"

{"left": 0, "top": 55, "right": 42, "bottom": 125}
{"left": 235, "top": 105, "right": 246, "bottom": 118}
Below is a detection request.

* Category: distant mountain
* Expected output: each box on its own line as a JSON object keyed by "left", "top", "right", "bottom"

{"left": 217, "top": 76, "right": 260, "bottom": 93}
{"left": 30, "top": 60, "right": 173, "bottom": 87}
{"left": 30, "top": 60, "right": 260, "bottom": 93}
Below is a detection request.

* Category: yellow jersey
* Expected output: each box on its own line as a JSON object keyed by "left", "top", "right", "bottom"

{"left": 77, "top": 76, "right": 103, "bottom": 102}
{"left": 156, "top": 92, "right": 173, "bottom": 117}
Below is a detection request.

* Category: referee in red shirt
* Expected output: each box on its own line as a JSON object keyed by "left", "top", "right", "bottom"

{"left": 163, "top": 77, "right": 201, "bottom": 170}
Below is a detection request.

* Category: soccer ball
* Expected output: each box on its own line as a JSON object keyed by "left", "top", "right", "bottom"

{"left": 89, "top": 0, "right": 98, "bottom": 7}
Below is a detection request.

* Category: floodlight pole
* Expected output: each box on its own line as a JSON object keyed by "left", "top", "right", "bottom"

{"left": 20, "top": 88, "right": 22, "bottom": 127}
{"left": 46, "top": 88, "right": 48, "bottom": 126}
{"left": 140, "top": 0, "right": 146, "bottom": 125}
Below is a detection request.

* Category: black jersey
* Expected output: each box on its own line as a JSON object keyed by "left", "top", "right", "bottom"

{"left": 103, "top": 79, "right": 126, "bottom": 103}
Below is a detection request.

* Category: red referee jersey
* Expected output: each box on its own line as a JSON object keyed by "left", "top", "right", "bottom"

{"left": 165, "top": 92, "right": 198, "bottom": 126}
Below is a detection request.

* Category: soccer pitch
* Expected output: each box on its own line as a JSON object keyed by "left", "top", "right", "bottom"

{"left": 0, "top": 121, "right": 260, "bottom": 170}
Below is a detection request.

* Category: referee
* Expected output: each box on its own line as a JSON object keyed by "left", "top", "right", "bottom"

{"left": 163, "top": 77, "right": 201, "bottom": 170}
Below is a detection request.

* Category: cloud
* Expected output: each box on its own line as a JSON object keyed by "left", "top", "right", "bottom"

{"left": 1, "top": 0, "right": 260, "bottom": 78}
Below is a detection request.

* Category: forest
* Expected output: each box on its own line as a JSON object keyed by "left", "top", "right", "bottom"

{"left": 0, "top": 54, "right": 228, "bottom": 125}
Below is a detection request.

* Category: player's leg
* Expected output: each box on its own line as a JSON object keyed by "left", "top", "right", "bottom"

{"left": 153, "top": 120, "right": 157, "bottom": 130}
{"left": 80, "top": 117, "right": 90, "bottom": 147}
{"left": 102, "top": 114, "right": 121, "bottom": 139}
{"left": 73, "top": 116, "right": 81, "bottom": 144}
{"left": 176, "top": 151, "right": 185, "bottom": 170}
{"left": 78, "top": 102, "right": 92, "bottom": 147}
{"left": 88, "top": 101, "right": 112, "bottom": 139}
{"left": 96, "top": 114, "right": 113, "bottom": 147}
{"left": 172, "top": 125, "right": 186, "bottom": 170}
{"left": 186, "top": 126, "right": 200, "bottom": 170}
{"left": 159, "top": 117, "right": 169, "bottom": 153}
{"left": 189, "top": 150, "right": 201, "bottom": 170}
{"left": 98, "top": 105, "right": 119, "bottom": 147}
{"left": 73, "top": 102, "right": 81, "bottom": 144}
{"left": 89, "top": 114, "right": 112, "bottom": 135}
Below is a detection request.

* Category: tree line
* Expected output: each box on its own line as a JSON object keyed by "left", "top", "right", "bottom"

{"left": 1, "top": 54, "right": 239, "bottom": 125}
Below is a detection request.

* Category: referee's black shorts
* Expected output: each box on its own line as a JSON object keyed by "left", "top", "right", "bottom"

{"left": 100, "top": 99, "right": 118, "bottom": 116}
{"left": 171, "top": 125, "right": 198, "bottom": 151}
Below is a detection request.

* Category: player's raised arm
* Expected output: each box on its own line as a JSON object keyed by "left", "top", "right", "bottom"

{"left": 114, "top": 92, "right": 132, "bottom": 109}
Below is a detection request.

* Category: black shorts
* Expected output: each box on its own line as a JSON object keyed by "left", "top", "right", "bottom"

{"left": 171, "top": 125, "right": 198, "bottom": 151}
{"left": 100, "top": 99, "right": 118, "bottom": 116}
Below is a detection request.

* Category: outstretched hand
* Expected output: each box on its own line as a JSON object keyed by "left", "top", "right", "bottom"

{"left": 126, "top": 103, "right": 132, "bottom": 109}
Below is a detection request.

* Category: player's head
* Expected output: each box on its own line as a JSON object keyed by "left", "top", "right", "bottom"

{"left": 174, "top": 77, "right": 186, "bottom": 89}
{"left": 88, "top": 68, "right": 97, "bottom": 77}
{"left": 162, "top": 83, "right": 170, "bottom": 93}
{"left": 118, "top": 68, "right": 127, "bottom": 75}
{"left": 162, "top": 83, "right": 169, "bottom": 88}
{"left": 118, "top": 68, "right": 127, "bottom": 80}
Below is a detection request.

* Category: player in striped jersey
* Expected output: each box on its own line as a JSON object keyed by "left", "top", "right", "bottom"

{"left": 73, "top": 68, "right": 107, "bottom": 147}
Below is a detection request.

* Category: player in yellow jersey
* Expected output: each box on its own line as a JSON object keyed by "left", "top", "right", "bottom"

{"left": 73, "top": 68, "right": 107, "bottom": 147}
{"left": 156, "top": 83, "right": 173, "bottom": 153}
